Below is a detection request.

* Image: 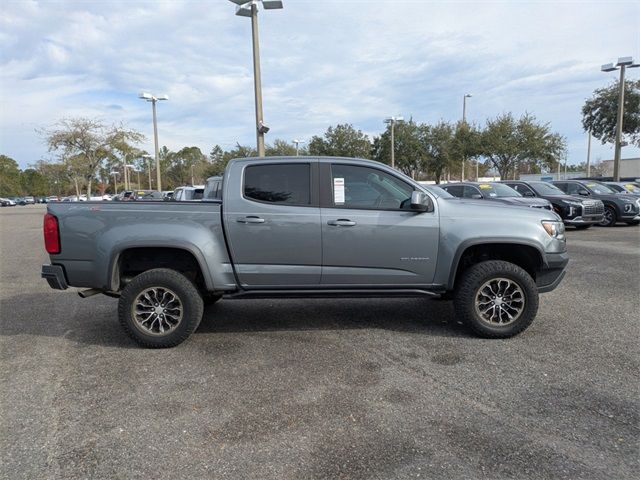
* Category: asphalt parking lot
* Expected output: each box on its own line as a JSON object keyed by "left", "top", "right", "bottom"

{"left": 1, "top": 205, "right": 638, "bottom": 479}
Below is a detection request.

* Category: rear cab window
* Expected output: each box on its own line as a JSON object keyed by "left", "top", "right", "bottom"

{"left": 243, "top": 163, "right": 311, "bottom": 206}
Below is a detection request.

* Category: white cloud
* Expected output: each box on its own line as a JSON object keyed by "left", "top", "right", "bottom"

{"left": 1, "top": 0, "right": 639, "bottom": 167}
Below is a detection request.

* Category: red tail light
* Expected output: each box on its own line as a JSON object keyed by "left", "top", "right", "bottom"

{"left": 43, "top": 213, "right": 60, "bottom": 254}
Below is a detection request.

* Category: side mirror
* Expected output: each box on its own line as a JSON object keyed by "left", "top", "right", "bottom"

{"left": 578, "top": 189, "right": 590, "bottom": 196}
{"left": 410, "top": 191, "right": 432, "bottom": 212}
{"left": 471, "top": 194, "right": 483, "bottom": 199}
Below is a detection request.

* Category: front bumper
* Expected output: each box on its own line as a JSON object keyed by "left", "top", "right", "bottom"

{"left": 564, "top": 215, "right": 603, "bottom": 225}
{"left": 536, "top": 252, "right": 569, "bottom": 293}
{"left": 41, "top": 264, "right": 68, "bottom": 290}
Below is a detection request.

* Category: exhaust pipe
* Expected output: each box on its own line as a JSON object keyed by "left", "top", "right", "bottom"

{"left": 78, "top": 288, "right": 102, "bottom": 299}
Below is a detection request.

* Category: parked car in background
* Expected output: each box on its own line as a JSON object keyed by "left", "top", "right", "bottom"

{"left": 500, "top": 180, "right": 604, "bottom": 229}
{"left": 0, "top": 197, "right": 16, "bottom": 206}
{"left": 204, "top": 176, "right": 223, "bottom": 200}
{"left": 112, "top": 191, "right": 133, "bottom": 202}
{"left": 131, "top": 190, "right": 164, "bottom": 201}
{"left": 605, "top": 182, "right": 640, "bottom": 196}
{"left": 24, "top": 196, "right": 35, "bottom": 204}
{"left": 441, "top": 182, "right": 552, "bottom": 210}
{"left": 47, "top": 196, "right": 60, "bottom": 203}
{"left": 162, "top": 190, "right": 174, "bottom": 201}
{"left": 552, "top": 180, "right": 640, "bottom": 227}
{"left": 172, "top": 186, "right": 205, "bottom": 201}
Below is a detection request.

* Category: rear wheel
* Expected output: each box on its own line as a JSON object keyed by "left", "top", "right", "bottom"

{"left": 118, "top": 268, "right": 204, "bottom": 348}
{"left": 454, "top": 260, "right": 539, "bottom": 338}
{"left": 599, "top": 206, "right": 617, "bottom": 227}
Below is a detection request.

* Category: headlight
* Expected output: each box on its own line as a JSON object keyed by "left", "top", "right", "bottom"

{"left": 566, "top": 201, "right": 582, "bottom": 207}
{"left": 542, "top": 220, "right": 565, "bottom": 239}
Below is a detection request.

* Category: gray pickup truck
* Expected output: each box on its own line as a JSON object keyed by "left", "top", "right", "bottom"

{"left": 42, "top": 156, "right": 568, "bottom": 347}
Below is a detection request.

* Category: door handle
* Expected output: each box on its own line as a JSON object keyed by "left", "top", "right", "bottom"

{"left": 327, "top": 219, "right": 356, "bottom": 227}
{"left": 237, "top": 216, "right": 265, "bottom": 224}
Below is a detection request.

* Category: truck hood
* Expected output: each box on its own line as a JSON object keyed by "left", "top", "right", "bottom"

{"left": 492, "top": 197, "right": 551, "bottom": 208}
{"left": 438, "top": 197, "right": 560, "bottom": 221}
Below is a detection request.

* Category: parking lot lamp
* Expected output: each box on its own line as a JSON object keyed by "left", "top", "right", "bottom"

{"left": 126, "top": 164, "right": 138, "bottom": 189}
{"left": 139, "top": 92, "right": 169, "bottom": 190}
{"left": 384, "top": 116, "right": 404, "bottom": 169}
{"left": 462, "top": 93, "right": 472, "bottom": 180}
{"left": 601, "top": 57, "right": 639, "bottom": 181}
{"left": 110, "top": 171, "right": 119, "bottom": 195}
{"left": 292, "top": 139, "right": 304, "bottom": 156}
{"left": 143, "top": 155, "right": 153, "bottom": 189}
{"left": 229, "top": 0, "right": 283, "bottom": 157}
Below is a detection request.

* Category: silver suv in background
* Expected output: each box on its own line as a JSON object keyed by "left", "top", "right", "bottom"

{"left": 172, "top": 186, "right": 205, "bottom": 201}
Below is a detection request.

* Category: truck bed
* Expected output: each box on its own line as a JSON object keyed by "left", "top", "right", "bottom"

{"left": 46, "top": 201, "right": 236, "bottom": 292}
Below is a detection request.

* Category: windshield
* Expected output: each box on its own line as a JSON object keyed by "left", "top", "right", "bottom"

{"left": 584, "top": 182, "right": 615, "bottom": 194}
{"left": 620, "top": 183, "right": 640, "bottom": 194}
{"left": 530, "top": 182, "right": 565, "bottom": 195}
{"left": 477, "top": 183, "right": 522, "bottom": 198}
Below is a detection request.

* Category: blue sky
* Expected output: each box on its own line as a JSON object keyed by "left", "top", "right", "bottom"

{"left": 1, "top": 0, "right": 639, "bottom": 169}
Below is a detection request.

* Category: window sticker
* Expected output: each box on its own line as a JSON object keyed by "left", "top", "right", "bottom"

{"left": 479, "top": 184, "right": 492, "bottom": 189}
{"left": 334, "top": 177, "right": 345, "bottom": 204}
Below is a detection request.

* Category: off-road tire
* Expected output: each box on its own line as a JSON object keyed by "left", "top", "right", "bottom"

{"left": 454, "top": 260, "right": 539, "bottom": 338}
{"left": 599, "top": 206, "right": 617, "bottom": 227}
{"left": 118, "top": 268, "right": 204, "bottom": 348}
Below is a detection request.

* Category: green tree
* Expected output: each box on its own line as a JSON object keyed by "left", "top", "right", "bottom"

{"left": 265, "top": 139, "right": 301, "bottom": 156}
{"left": 451, "top": 121, "right": 481, "bottom": 180}
{"left": 582, "top": 79, "right": 640, "bottom": 147}
{"left": 372, "top": 120, "right": 424, "bottom": 178}
{"left": 421, "top": 122, "right": 455, "bottom": 184}
{"left": 43, "top": 118, "right": 110, "bottom": 198}
{"left": 20, "top": 169, "right": 48, "bottom": 196}
{"left": 204, "top": 143, "right": 256, "bottom": 177}
{"left": 308, "top": 124, "right": 372, "bottom": 158}
{"left": 166, "top": 146, "right": 207, "bottom": 187}
{"left": 479, "top": 113, "right": 566, "bottom": 180}
{"left": 0, "top": 154, "right": 22, "bottom": 196}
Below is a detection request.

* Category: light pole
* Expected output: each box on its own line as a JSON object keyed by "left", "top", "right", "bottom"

{"left": 292, "top": 139, "right": 305, "bottom": 156}
{"left": 139, "top": 92, "right": 169, "bottom": 190}
{"left": 229, "top": 0, "right": 283, "bottom": 157}
{"left": 586, "top": 128, "right": 592, "bottom": 177}
{"left": 110, "top": 171, "right": 119, "bottom": 195}
{"left": 191, "top": 164, "right": 195, "bottom": 186}
{"left": 144, "top": 155, "right": 153, "bottom": 189}
{"left": 601, "top": 57, "right": 639, "bottom": 181}
{"left": 126, "top": 164, "right": 138, "bottom": 189}
{"left": 462, "top": 93, "right": 472, "bottom": 180}
{"left": 384, "top": 116, "right": 404, "bottom": 169}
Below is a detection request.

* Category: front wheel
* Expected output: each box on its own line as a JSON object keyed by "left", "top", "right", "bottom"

{"left": 454, "top": 260, "right": 539, "bottom": 338}
{"left": 118, "top": 268, "right": 204, "bottom": 348}
{"left": 599, "top": 206, "right": 617, "bottom": 227}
